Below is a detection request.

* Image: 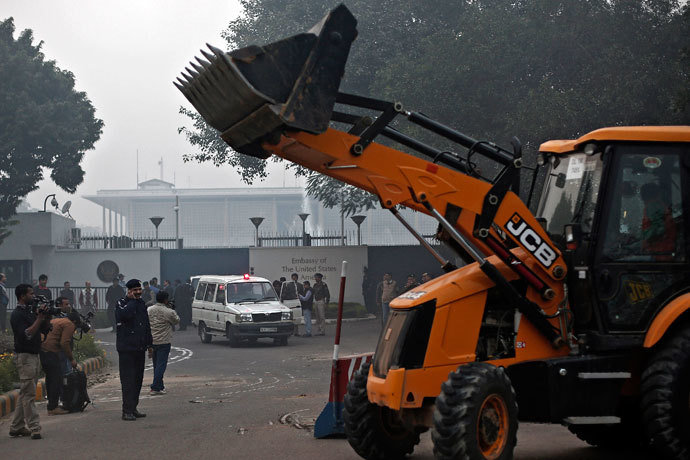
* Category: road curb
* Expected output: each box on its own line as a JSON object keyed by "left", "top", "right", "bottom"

{"left": 0, "top": 355, "right": 106, "bottom": 418}
{"left": 324, "top": 314, "right": 377, "bottom": 325}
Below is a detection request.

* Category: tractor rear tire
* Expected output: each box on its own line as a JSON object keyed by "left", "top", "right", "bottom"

{"left": 432, "top": 362, "right": 518, "bottom": 460}
{"left": 640, "top": 327, "right": 690, "bottom": 460}
{"left": 343, "top": 362, "right": 420, "bottom": 459}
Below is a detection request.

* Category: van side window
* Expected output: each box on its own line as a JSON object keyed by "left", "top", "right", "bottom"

{"left": 216, "top": 286, "right": 226, "bottom": 304}
{"left": 195, "top": 282, "right": 207, "bottom": 301}
{"left": 204, "top": 283, "right": 217, "bottom": 302}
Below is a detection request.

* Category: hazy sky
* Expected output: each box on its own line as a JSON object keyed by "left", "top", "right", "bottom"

{"left": 3, "top": 0, "right": 300, "bottom": 228}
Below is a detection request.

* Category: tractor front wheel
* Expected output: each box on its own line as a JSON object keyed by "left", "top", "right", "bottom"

{"left": 432, "top": 362, "right": 518, "bottom": 460}
{"left": 343, "top": 362, "right": 420, "bottom": 459}
{"left": 640, "top": 327, "right": 690, "bottom": 459}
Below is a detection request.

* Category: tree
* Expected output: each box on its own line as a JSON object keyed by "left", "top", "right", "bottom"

{"left": 0, "top": 18, "right": 103, "bottom": 239}
{"left": 178, "top": 0, "right": 689, "bottom": 212}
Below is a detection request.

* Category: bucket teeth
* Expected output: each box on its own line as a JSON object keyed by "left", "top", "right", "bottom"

{"left": 185, "top": 66, "right": 200, "bottom": 78}
{"left": 190, "top": 61, "right": 205, "bottom": 73}
{"left": 200, "top": 48, "right": 216, "bottom": 62}
{"left": 180, "top": 72, "right": 195, "bottom": 83}
{"left": 195, "top": 56, "right": 211, "bottom": 68}
{"left": 207, "top": 43, "right": 225, "bottom": 57}
{"left": 173, "top": 81, "right": 185, "bottom": 91}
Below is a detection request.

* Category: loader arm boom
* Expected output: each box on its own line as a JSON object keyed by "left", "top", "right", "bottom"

{"left": 176, "top": 4, "right": 568, "bottom": 346}
{"left": 264, "top": 127, "right": 565, "bottom": 284}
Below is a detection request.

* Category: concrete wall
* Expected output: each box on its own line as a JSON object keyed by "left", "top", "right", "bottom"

{"left": 32, "top": 248, "right": 161, "bottom": 288}
{"left": 0, "top": 212, "right": 74, "bottom": 260}
{"left": 160, "top": 248, "right": 249, "bottom": 284}
{"left": 249, "top": 246, "right": 368, "bottom": 304}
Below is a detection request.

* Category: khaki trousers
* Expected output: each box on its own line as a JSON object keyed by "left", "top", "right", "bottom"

{"left": 11, "top": 353, "right": 41, "bottom": 433}
{"left": 314, "top": 299, "right": 326, "bottom": 334}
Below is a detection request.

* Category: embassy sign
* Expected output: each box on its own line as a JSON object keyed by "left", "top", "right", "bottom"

{"left": 505, "top": 213, "right": 557, "bottom": 268}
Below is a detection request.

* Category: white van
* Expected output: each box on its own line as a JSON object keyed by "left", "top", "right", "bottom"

{"left": 192, "top": 274, "right": 294, "bottom": 346}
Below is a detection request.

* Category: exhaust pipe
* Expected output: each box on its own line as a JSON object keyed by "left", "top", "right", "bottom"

{"left": 175, "top": 4, "right": 357, "bottom": 158}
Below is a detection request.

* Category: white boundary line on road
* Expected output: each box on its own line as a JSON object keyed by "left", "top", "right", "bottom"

{"left": 97, "top": 341, "right": 194, "bottom": 371}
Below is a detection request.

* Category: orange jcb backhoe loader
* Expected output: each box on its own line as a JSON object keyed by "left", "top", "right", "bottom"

{"left": 176, "top": 5, "right": 690, "bottom": 459}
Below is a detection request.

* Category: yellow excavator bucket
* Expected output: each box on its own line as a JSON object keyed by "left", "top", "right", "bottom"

{"left": 174, "top": 4, "right": 357, "bottom": 158}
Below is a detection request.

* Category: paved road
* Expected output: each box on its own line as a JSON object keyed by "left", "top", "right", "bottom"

{"left": 0, "top": 320, "right": 650, "bottom": 459}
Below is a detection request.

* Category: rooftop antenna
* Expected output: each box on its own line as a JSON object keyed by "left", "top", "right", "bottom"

{"left": 136, "top": 149, "right": 139, "bottom": 187}
{"left": 158, "top": 157, "right": 163, "bottom": 181}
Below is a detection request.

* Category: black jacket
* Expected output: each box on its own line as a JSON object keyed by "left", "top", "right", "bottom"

{"left": 106, "top": 285, "right": 125, "bottom": 308}
{"left": 115, "top": 297, "right": 153, "bottom": 352}
{"left": 11, "top": 305, "right": 51, "bottom": 354}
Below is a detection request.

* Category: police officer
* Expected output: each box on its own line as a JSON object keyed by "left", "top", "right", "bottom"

{"left": 115, "top": 279, "right": 153, "bottom": 421}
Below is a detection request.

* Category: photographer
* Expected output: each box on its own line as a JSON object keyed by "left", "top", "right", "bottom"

{"left": 147, "top": 290, "right": 179, "bottom": 395}
{"left": 39, "top": 297, "right": 80, "bottom": 416}
{"left": 9, "top": 284, "right": 51, "bottom": 439}
{"left": 116, "top": 279, "right": 152, "bottom": 421}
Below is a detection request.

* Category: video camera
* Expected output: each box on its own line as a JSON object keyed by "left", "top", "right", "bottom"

{"left": 167, "top": 300, "right": 176, "bottom": 310}
{"left": 76, "top": 311, "right": 94, "bottom": 334}
{"left": 30, "top": 295, "right": 63, "bottom": 316}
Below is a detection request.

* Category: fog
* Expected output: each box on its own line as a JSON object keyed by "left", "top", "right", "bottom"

{"left": 3, "top": 0, "right": 300, "bottom": 228}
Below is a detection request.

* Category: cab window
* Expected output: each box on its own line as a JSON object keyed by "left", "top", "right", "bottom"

{"left": 600, "top": 151, "right": 685, "bottom": 262}
{"left": 204, "top": 283, "right": 217, "bottom": 302}
{"left": 195, "top": 282, "right": 207, "bottom": 300}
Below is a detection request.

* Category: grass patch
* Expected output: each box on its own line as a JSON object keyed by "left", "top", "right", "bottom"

{"left": 73, "top": 332, "right": 106, "bottom": 362}
{"left": 0, "top": 351, "right": 18, "bottom": 393}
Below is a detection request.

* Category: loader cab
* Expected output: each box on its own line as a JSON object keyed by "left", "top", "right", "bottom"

{"left": 537, "top": 129, "right": 690, "bottom": 343}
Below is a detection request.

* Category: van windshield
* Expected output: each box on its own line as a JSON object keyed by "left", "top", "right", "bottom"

{"left": 226, "top": 282, "right": 278, "bottom": 303}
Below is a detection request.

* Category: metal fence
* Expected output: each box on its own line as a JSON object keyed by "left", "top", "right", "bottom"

{"left": 79, "top": 234, "right": 181, "bottom": 249}
{"left": 256, "top": 230, "right": 438, "bottom": 247}
{"left": 5, "top": 286, "right": 114, "bottom": 312}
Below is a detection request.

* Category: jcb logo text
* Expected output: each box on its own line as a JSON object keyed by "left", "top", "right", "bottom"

{"left": 505, "top": 213, "right": 557, "bottom": 268}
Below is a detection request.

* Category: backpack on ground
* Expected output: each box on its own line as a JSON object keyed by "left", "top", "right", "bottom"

{"left": 62, "top": 369, "right": 91, "bottom": 412}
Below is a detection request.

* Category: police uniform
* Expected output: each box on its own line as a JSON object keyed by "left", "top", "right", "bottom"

{"left": 115, "top": 279, "right": 152, "bottom": 420}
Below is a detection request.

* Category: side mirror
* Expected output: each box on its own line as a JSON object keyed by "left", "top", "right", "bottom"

{"left": 555, "top": 173, "right": 566, "bottom": 189}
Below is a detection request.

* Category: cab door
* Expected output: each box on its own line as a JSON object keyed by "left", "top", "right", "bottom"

{"left": 203, "top": 283, "right": 219, "bottom": 330}
{"left": 592, "top": 143, "right": 690, "bottom": 333}
{"left": 193, "top": 282, "right": 207, "bottom": 326}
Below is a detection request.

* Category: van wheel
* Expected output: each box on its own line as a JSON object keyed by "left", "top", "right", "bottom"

{"left": 343, "top": 362, "right": 420, "bottom": 459}
{"left": 432, "top": 362, "right": 518, "bottom": 460}
{"left": 198, "top": 322, "right": 212, "bottom": 343}
{"left": 226, "top": 323, "right": 241, "bottom": 347}
{"left": 640, "top": 327, "right": 690, "bottom": 459}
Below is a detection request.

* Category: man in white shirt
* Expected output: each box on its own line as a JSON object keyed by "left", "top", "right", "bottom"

{"left": 147, "top": 291, "right": 179, "bottom": 396}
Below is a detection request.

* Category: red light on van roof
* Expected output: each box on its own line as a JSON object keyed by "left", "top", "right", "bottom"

{"left": 243, "top": 274, "right": 250, "bottom": 280}
{"left": 218, "top": 284, "right": 225, "bottom": 290}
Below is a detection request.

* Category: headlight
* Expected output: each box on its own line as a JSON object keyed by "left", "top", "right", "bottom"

{"left": 282, "top": 311, "right": 292, "bottom": 321}
{"left": 236, "top": 313, "right": 253, "bottom": 322}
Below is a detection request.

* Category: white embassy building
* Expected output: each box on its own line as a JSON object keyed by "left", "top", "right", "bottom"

{"left": 83, "top": 179, "right": 438, "bottom": 248}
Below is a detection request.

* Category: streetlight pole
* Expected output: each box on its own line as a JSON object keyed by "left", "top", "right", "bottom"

{"left": 340, "top": 189, "right": 345, "bottom": 246}
{"left": 249, "top": 217, "right": 264, "bottom": 247}
{"left": 173, "top": 195, "right": 180, "bottom": 249}
{"left": 298, "top": 213, "right": 310, "bottom": 246}
{"left": 41, "top": 194, "right": 58, "bottom": 212}
{"left": 350, "top": 215, "right": 366, "bottom": 245}
{"left": 149, "top": 216, "right": 164, "bottom": 247}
